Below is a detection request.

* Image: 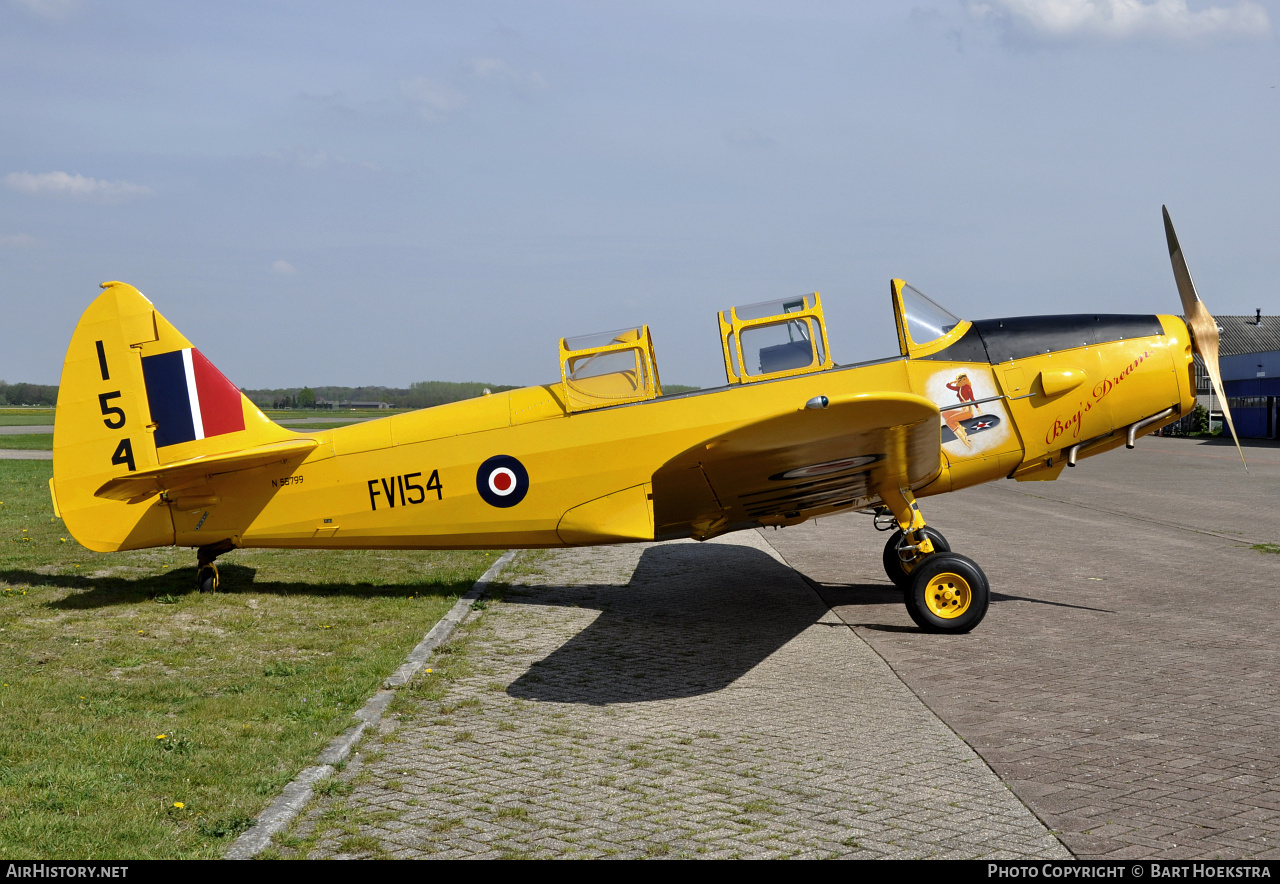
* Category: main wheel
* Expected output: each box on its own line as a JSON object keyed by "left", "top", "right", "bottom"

{"left": 882, "top": 527, "right": 950, "bottom": 588}
{"left": 197, "top": 564, "right": 220, "bottom": 593}
{"left": 904, "top": 553, "right": 989, "bottom": 634}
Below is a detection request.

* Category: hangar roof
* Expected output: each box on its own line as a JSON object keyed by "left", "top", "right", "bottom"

{"left": 1194, "top": 313, "right": 1280, "bottom": 357}
{"left": 1187, "top": 314, "right": 1280, "bottom": 392}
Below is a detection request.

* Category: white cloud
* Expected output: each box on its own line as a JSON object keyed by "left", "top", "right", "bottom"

{"left": 398, "top": 61, "right": 545, "bottom": 122}
{"left": 264, "top": 147, "right": 332, "bottom": 171}
{"left": 271, "top": 260, "right": 297, "bottom": 276}
{"left": 400, "top": 77, "right": 467, "bottom": 121}
{"left": 469, "top": 57, "right": 547, "bottom": 93}
{"left": 262, "top": 146, "right": 379, "bottom": 173}
{"left": 968, "top": 0, "right": 1272, "bottom": 42}
{"left": 0, "top": 234, "right": 37, "bottom": 248}
{"left": 725, "top": 127, "right": 776, "bottom": 148}
{"left": 4, "top": 171, "right": 153, "bottom": 202}
{"left": 8, "top": 0, "right": 76, "bottom": 20}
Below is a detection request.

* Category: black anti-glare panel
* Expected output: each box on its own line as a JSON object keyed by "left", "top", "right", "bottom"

{"left": 970, "top": 314, "right": 1164, "bottom": 363}
{"left": 912, "top": 325, "right": 992, "bottom": 362}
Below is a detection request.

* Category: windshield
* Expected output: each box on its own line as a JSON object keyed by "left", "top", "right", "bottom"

{"left": 733, "top": 296, "right": 809, "bottom": 321}
{"left": 566, "top": 348, "right": 645, "bottom": 384}
{"left": 563, "top": 327, "right": 645, "bottom": 384}
{"left": 563, "top": 327, "right": 642, "bottom": 352}
{"left": 561, "top": 326, "right": 653, "bottom": 402}
{"left": 902, "top": 284, "right": 961, "bottom": 346}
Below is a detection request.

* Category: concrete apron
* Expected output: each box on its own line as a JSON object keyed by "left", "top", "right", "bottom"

{"left": 286, "top": 531, "right": 1067, "bottom": 859}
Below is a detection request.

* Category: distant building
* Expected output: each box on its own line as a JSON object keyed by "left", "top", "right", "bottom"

{"left": 1191, "top": 311, "right": 1280, "bottom": 439}
{"left": 337, "top": 400, "right": 391, "bottom": 410}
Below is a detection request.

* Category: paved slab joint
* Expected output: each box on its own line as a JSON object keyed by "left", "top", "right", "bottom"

{"left": 284, "top": 534, "right": 1067, "bottom": 859}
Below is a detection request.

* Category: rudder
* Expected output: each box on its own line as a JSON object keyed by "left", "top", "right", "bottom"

{"left": 53, "top": 282, "right": 294, "bottom": 551}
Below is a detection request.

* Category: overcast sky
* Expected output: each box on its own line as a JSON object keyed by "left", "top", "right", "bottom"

{"left": 3, "top": 0, "right": 1278, "bottom": 389}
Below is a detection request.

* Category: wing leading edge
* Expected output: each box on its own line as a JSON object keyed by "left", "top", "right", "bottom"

{"left": 651, "top": 391, "right": 941, "bottom": 541}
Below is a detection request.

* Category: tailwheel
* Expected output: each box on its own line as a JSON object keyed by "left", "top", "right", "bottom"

{"left": 196, "top": 564, "right": 220, "bottom": 593}
{"left": 904, "top": 552, "right": 989, "bottom": 634}
{"left": 195, "top": 540, "right": 234, "bottom": 593}
{"left": 882, "top": 527, "right": 950, "bottom": 589}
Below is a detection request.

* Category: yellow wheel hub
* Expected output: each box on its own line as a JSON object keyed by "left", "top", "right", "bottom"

{"left": 923, "top": 572, "right": 972, "bottom": 619}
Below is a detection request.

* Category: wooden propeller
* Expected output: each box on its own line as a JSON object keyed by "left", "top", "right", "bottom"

{"left": 1163, "top": 205, "right": 1246, "bottom": 470}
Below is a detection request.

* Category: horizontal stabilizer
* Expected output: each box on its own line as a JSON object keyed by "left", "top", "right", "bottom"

{"left": 95, "top": 438, "right": 318, "bottom": 503}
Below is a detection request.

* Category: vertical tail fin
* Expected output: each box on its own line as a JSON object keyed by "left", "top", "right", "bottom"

{"left": 53, "top": 282, "right": 293, "bottom": 551}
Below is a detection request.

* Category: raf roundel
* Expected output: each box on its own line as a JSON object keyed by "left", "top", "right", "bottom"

{"left": 476, "top": 455, "right": 529, "bottom": 508}
{"left": 769, "top": 454, "right": 882, "bottom": 482}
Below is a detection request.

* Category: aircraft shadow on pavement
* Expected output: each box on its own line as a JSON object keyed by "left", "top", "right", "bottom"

{"left": 805, "top": 581, "right": 1115, "bottom": 633}
{"left": 1190, "top": 435, "right": 1280, "bottom": 450}
{"left": 809, "top": 581, "right": 900, "bottom": 607}
{"left": 504, "top": 543, "right": 822, "bottom": 705}
{"left": 0, "top": 565, "right": 470, "bottom": 610}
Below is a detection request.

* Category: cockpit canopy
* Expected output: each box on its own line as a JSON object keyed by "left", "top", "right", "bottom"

{"left": 556, "top": 282, "right": 970, "bottom": 411}
{"left": 558, "top": 326, "right": 662, "bottom": 413}
{"left": 718, "top": 292, "right": 834, "bottom": 384}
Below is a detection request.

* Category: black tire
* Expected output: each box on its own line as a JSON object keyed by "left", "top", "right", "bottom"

{"left": 197, "top": 565, "right": 219, "bottom": 593}
{"left": 904, "top": 553, "right": 989, "bottom": 634}
{"left": 882, "top": 527, "right": 951, "bottom": 588}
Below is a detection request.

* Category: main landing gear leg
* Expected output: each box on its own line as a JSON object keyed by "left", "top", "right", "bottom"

{"left": 876, "top": 487, "right": 989, "bottom": 634}
{"left": 195, "top": 540, "right": 235, "bottom": 593}
{"left": 878, "top": 486, "right": 942, "bottom": 588}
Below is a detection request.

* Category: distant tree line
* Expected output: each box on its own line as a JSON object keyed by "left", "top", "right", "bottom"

{"left": 245, "top": 381, "right": 521, "bottom": 410}
{"left": 0, "top": 378, "right": 701, "bottom": 411}
{"left": 250, "top": 380, "right": 702, "bottom": 409}
{"left": 0, "top": 381, "right": 58, "bottom": 407}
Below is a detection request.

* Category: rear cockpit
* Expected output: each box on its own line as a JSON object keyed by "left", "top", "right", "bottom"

{"left": 558, "top": 326, "right": 662, "bottom": 413}
{"left": 556, "top": 291, "right": 844, "bottom": 407}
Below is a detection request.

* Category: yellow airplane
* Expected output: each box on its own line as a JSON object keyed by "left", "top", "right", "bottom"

{"left": 49, "top": 207, "right": 1240, "bottom": 634}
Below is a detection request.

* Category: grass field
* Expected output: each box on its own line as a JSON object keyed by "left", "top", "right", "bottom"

{"left": 0, "top": 412, "right": 55, "bottom": 427}
{"left": 0, "top": 409, "right": 389, "bottom": 425}
{"left": 262, "top": 409, "right": 406, "bottom": 420}
{"left": 0, "top": 435, "right": 52, "bottom": 450}
{"left": 275, "top": 422, "right": 370, "bottom": 431}
{"left": 0, "top": 460, "right": 498, "bottom": 858}
{"left": 0, "top": 413, "right": 380, "bottom": 447}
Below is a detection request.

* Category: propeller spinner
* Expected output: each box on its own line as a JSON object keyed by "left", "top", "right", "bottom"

{"left": 1163, "top": 205, "right": 1247, "bottom": 469}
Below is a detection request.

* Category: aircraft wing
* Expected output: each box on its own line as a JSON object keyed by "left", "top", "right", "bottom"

{"left": 95, "top": 438, "right": 319, "bottom": 503}
{"left": 652, "top": 392, "right": 940, "bottom": 540}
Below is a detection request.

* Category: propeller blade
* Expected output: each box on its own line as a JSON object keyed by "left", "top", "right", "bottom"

{"left": 1162, "top": 206, "right": 1246, "bottom": 470}
{"left": 1164, "top": 205, "right": 1202, "bottom": 318}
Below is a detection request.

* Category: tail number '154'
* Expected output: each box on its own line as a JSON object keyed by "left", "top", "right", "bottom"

{"left": 368, "top": 471, "right": 441, "bottom": 511}
{"left": 97, "top": 339, "right": 136, "bottom": 472}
